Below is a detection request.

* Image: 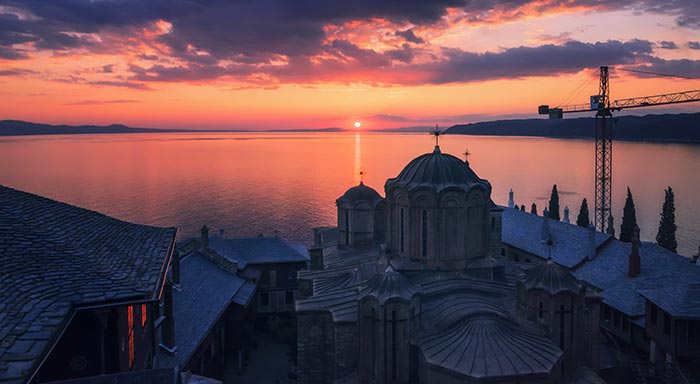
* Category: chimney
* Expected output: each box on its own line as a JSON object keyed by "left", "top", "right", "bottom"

{"left": 606, "top": 215, "right": 616, "bottom": 237}
{"left": 159, "top": 280, "right": 177, "bottom": 353}
{"left": 628, "top": 226, "right": 641, "bottom": 277}
{"left": 563, "top": 206, "right": 570, "bottom": 224}
{"left": 541, "top": 208, "right": 551, "bottom": 243}
{"left": 200, "top": 225, "right": 209, "bottom": 251}
{"left": 508, "top": 189, "right": 514, "bottom": 209}
{"left": 171, "top": 250, "right": 180, "bottom": 286}
{"left": 587, "top": 224, "right": 597, "bottom": 260}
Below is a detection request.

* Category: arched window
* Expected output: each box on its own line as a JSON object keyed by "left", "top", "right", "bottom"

{"left": 400, "top": 208, "right": 405, "bottom": 253}
{"left": 421, "top": 210, "right": 428, "bottom": 258}
{"left": 538, "top": 301, "right": 544, "bottom": 319}
{"left": 345, "top": 210, "right": 350, "bottom": 245}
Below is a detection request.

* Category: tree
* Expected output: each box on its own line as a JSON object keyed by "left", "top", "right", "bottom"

{"left": 531, "top": 203, "right": 538, "bottom": 215}
{"left": 520, "top": 204, "right": 526, "bottom": 212}
{"left": 619, "top": 187, "right": 638, "bottom": 242}
{"left": 576, "top": 198, "right": 590, "bottom": 227}
{"left": 548, "top": 184, "right": 560, "bottom": 221}
{"left": 656, "top": 186, "right": 677, "bottom": 252}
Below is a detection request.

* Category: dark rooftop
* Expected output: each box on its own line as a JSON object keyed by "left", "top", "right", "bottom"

{"left": 191, "top": 236, "right": 309, "bottom": 269}
{"left": 336, "top": 182, "right": 383, "bottom": 208}
{"left": 639, "top": 283, "right": 700, "bottom": 319}
{"left": 157, "top": 250, "right": 254, "bottom": 369}
{"left": 0, "top": 185, "right": 176, "bottom": 384}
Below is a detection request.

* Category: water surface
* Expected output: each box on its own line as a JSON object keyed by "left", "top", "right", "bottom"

{"left": 0, "top": 132, "right": 698, "bottom": 256}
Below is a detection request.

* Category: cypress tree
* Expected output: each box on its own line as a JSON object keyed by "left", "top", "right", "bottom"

{"left": 576, "top": 198, "right": 590, "bottom": 227}
{"left": 619, "top": 187, "right": 638, "bottom": 243}
{"left": 520, "top": 204, "right": 526, "bottom": 212}
{"left": 531, "top": 203, "right": 538, "bottom": 215}
{"left": 656, "top": 187, "right": 677, "bottom": 252}
{"left": 548, "top": 184, "right": 560, "bottom": 221}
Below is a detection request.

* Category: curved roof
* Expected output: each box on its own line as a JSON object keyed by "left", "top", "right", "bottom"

{"left": 420, "top": 315, "right": 562, "bottom": 380}
{"left": 359, "top": 265, "right": 421, "bottom": 304}
{"left": 386, "top": 146, "right": 490, "bottom": 195}
{"left": 336, "top": 182, "right": 383, "bottom": 208}
{"left": 522, "top": 260, "right": 584, "bottom": 295}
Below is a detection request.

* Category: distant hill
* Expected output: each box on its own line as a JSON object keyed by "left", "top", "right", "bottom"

{"left": 0, "top": 120, "right": 182, "bottom": 135}
{"left": 445, "top": 113, "right": 700, "bottom": 143}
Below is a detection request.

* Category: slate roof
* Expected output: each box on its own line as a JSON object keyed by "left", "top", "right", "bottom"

{"left": 157, "top": 250, "right": 254, "bottom": 369}
{"left": 336, "top": 182, "right": 383, "bottom": 208}
{"left": 206, "top": 236, "right": 309, "bottom": 269}
{"left": 385, "top": 145, "right": 490, "bottom": 194}
{"left": 502, "top": 208, "right": 611, "bottom": 268}
{"left": 573, "top": 240, "right": 700, "bottom": 317}
{"left": 0, "top": 185, "right": 176, "bottom": 384}
{"left": 47, "top": 367, "right": 180, "bottom": 384}
{"left": 522, "top": 261, "right": 584, "bottom": 296}
{"left": 358, "top": 265, "right": 421, "bottom": 305}
{"left": 322, "top": 244, "right": 382, "bottom": 270}
{"left": 639, "top": 284, "right": 700, "bottom": 319}
{"left": 295, "top": 289, "right": 358, "bottom": 323}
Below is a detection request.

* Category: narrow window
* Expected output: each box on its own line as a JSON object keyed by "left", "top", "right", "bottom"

{"left": 392, "top": 310, "right": 398, "bottom": 381}
{"left": 491, "top": 217, "right": 495, "bottom": 230}
{"left": 688, "top": 321, "right": 700, "bottom": 345}
{"left": 664, "top": 313, "right": 671, "bottom": 335}
{"left": 538, "top": 302, "right": 544, "bottom": 319}
{"left": 400, "top": 208, "right": 405, "bottom": 253}
{"left": 127, "top": 306, "right": 135, "bottom": 369}
{"left": 260, "top": 292, "right": 269, "bottom": 307}
{"left": 650, "top": 304, "right": 658, "bottom": 325}
{"left": 421, "top": 210, "right": 428, "bottom": 258}
{"left": 345, "top": 210, "right": 350, "bottom": 245}
{"left": 269, "top": 270, "right": 277, "bottom": 288}
{"left": 370, "top": 308, "right": 376, "bottom": 375}
{"left": 559, "top": 305, "right": 566, "bottom": 349}
{"left": 285, "top": 291, "right": 294, "bottom": 305}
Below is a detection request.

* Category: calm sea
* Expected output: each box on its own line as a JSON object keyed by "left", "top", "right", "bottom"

{"left": 0, "top": 132, "right": 698, "bottom": 256}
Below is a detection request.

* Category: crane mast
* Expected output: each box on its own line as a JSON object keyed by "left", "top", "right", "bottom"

{"left": 538, "top": 66, "right": 700, "bottom": 233}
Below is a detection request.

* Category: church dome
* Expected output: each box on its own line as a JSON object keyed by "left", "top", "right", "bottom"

{"left": 336, "top": 182, "right": 383, "bottom": 208}
{"left": 386, "top": 146, "right": 490, "bottom": 194}
{"left": 359, "top": 265, "right": 421, "bottom": 305}
{"left": 522, "top": 260, "right": 584, "bottom": 295}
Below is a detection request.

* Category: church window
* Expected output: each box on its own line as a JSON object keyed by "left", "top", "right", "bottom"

{"left": 664, "top": 313, "right": 671, "bottom": 336}
{"left": 650, "top": 304, "right": 658, "bottom": 325}
{"left": 345, "top": 210, "right": 350, "bottom": 245}
{"left": 421, "top": 210, "right": 428, "bottom": 258}
{"left": 538, "top": 302, "right": 544, "bottom": 319}
{"left": 400, "top": 208, "right": 405, "bottom": 253}
{"left": 391, "top": 310, "right": 398, "bottom": 381}
{"left": 559, "top": 305, "right": 565, "bottom": 349}
{"left": 491, "top": 217, "right": 495, "bottom": 230}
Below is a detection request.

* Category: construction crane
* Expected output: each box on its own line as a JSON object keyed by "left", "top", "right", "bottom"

{"left": 538, "top": 66, "right": 700, "bottom": 232}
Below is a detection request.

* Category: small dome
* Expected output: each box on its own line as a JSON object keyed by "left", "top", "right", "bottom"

{"left": 359, "top": 265, "right": 421, "bottom": 305}
{"left": 522, "top": 260, "right": 584, "bottom": 295}
{"left": 386, "top": 146, "right": 490, "bottom": 194}
{"left": 336, "top": 181, "right": 383, "bottom": 207}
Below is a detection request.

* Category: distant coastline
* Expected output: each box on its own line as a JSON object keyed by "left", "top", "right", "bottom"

{"left": 2, "top": 113, "right": 699, "bottom": 143}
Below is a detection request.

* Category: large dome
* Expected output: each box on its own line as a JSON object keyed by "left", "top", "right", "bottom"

{"left": 386, "top": 145, "right": 490, "bottom": 194}
{"left": 336, "top": 181, "right": 383, "bottom": 207}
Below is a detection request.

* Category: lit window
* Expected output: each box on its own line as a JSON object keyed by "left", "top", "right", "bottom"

{"left": 141, "top": 304, "right": 147, "bottom": 328}
{"left": 127, "top": 306, "right": 135, "bottom": 369}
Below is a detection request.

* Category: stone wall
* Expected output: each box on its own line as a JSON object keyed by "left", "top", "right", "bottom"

{"left": 297, "top": 311, "right": 335, "bottom": 384}
{"left": 334, "top": 322, "right": 358, "bottom": 379}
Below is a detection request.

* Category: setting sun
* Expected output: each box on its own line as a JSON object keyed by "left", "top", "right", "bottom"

{"left": 354, "top": 121, "right": 361, "bottom": 129}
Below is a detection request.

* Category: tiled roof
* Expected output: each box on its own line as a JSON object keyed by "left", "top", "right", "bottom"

{"left": 502, "top": 208, "right": 611, "bottom": 268}
{"left": 574, "top": 240, "right": 700, "bottom": 316}
{"left": 205, "top": 236, "right": 309, "bottom": 269}
{"left": 639, "top": 284, "right": 700, "bottom": 319}
{"left": 157, "top": 250, "right": 252, "bottom": 369}
{"left": 0, "top": 185, "right": 176, "bottom": 384}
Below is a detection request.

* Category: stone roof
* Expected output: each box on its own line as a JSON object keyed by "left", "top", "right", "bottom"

{"left": 522, "top": 260, "right": 584, "bottom": 296}
{"left": 296, "top": 289, "right": 358, "bottom": 323}
{"left": 336, "top": 182, "right": 383, "bottom": 208}
{"left": 385, "top": 145, "right": 490, "bottom": 194}
{"left": 358, "top": 265, "right": 421, "bottom": 305}
{"left": 322, "top": 244, "right": 382, "bottom": 270}
{"left": 420, "top": 315, "right": 562, "bottom": 380}
{"left": 639, "top": 283, "right": 700, "bottom": 319}
{"left": 0, "top": 185, "right": 176, "bottom": 384}
{"left": 502, "top": 208, "right": 611, "bottom": 268}
{"left": 185, "top": 236, "right": 309, "bottom": 269}
{"left": 157, "top": 250, "right": 254, "bottom": 369}
{"left": 574, "top": 240, "right": 700, "bottom": 317}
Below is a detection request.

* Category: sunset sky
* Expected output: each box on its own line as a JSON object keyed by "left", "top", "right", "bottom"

{"left": 1, "top": 0, "right": 699, "bottom": 130}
